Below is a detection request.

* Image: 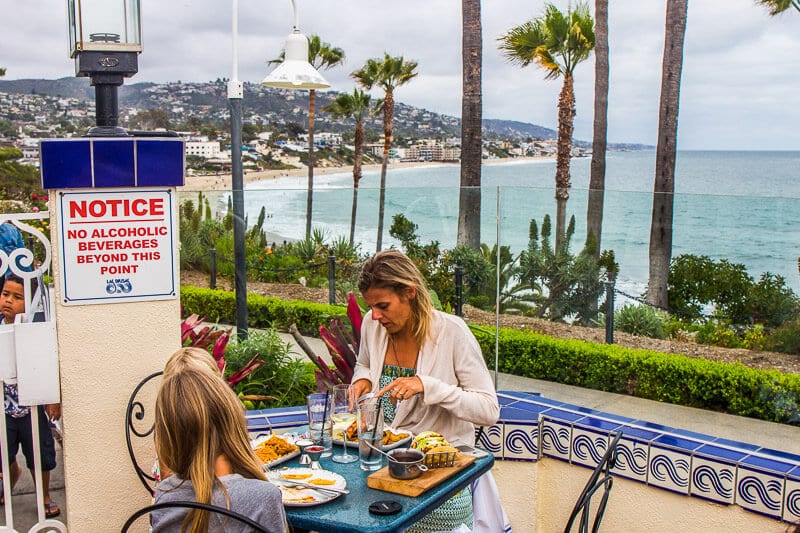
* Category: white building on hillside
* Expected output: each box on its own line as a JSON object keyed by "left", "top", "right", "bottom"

{"left": 186, "top": 141, "right": 221, "bottom": 159}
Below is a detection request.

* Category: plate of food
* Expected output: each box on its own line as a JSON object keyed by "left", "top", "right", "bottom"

{"left": 251, "top": 433, "right": 301, "bottom": 469}
{"left": 332, "top": 421, "right": 412, "bottom": 450}
{"left": 266, "top": 468, "right": 347, "bottom": 507}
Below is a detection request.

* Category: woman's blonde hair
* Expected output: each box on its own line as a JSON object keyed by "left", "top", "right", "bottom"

{"left": 154, "top": 369, "right": 266, "bottom": 532}
{"left": 358, "top": 249, "right": 434, "bottom": 347}
{"left": 163, "top": 347, "right": 220, "bottom": 379}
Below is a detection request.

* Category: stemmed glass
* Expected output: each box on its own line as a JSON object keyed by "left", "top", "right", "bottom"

{"left": 330, "top": 384, "right": 358, "bottom": 464}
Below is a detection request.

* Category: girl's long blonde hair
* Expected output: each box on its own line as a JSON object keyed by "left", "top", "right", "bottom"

{"left": 154, "top": 369, "right": 266, "bottom": 532}
{"left": 163, "top": 347, "right": 220, "bottom": 379}
{"left": 358, "top": 249, "right": 434, "bottom": 348}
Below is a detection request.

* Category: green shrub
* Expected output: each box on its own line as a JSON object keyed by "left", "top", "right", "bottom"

{"left": 614, "top": 304, "right": 669, "bottom": 339}
{"left": 225, "top": 329, "right": 316, "bottom": 408}
{"left": 669, "top": 254, "right": 799, "bottom": 329}
{"left": 180, "top": 286, "right": 344, "bottom": 335}
{"left": 764, "top": 318, "right": 800, "bottom": 355}
{"left": 695, "top": 319, "right": 744, "bottom": 349}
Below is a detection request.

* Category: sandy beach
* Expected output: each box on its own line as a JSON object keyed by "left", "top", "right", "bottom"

{"left": 179, "top": 156, "right": 554, "bottom": 192}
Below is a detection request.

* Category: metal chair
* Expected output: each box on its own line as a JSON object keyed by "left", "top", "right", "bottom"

{"left": 121, "top": 500, "right": 270, "bottom": 532}
{"left": 125, "top": 371, "right": 163, "bottom": 495}
{"left": 563, "top": 431, "right": 622, "bottom": 533}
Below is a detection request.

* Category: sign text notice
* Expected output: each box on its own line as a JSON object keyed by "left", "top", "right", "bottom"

{"left": 59, "top": 189, "right": 178, "bottom": 305}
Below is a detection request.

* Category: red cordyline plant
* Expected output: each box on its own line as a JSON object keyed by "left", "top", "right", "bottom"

{"left": 180, "top": 314, "right": 265, "bottom": 387}
{"left": 292, "top": 293, "right": 362, "bottom": 390}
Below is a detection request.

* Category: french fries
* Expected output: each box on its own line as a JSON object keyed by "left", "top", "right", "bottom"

{"left": 342, "top": 420, "right": 410, "bottom": 445}
{"left": 253, "top": 435, "right": 299, "bottom": 464}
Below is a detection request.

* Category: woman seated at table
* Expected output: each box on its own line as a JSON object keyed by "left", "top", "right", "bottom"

{"left": 350, "top": 250, "right": 500, "bottom": 533}
{"left": 152, "top": 367, "right": 287, "bottom": 532}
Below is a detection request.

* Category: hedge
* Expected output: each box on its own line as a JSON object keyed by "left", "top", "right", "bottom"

{"left": 470, "top": 326, "right": 800, "bottom": 425}
{"left": 181, "top": 285, "right": 800, "bottom": 425}
{"left": 180, "top": 286, "right": 344, "bottom": 336}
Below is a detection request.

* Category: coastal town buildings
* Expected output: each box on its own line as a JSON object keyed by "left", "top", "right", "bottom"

{"left": 0, "top": 79, "right": 590, "bottom": 170}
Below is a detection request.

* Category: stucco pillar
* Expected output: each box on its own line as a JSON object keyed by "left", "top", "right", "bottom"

{"left": 42, "top": 137, "right": 184, "bottom": 531}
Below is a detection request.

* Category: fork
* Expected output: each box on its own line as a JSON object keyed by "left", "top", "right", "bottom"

{"left": 274, "top": 478, "right": 350, "bottom": 495}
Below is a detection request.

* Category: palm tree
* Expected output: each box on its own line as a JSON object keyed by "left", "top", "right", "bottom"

{"left": 586, "top": 0, "right": 608, "bottom": 260}
{"left": 458, "top": 0, "right": 483, "bottom": 250}
{"left": 756, "top": 0, "right": 799, "bottom": 14}
{"left": 499, "top": 3, "right": 595, "bottom": 250}
{"left": 323, "top": 88, "right": 372, "bottom": 245}
{"left": 647, "top": 0, "right": 689, "bottom": 309}
{"left": 352, "top": 54, "right": 418, "bottom": 252}
{"left": 269, "top": 36, "right": 344, "bottom": 238}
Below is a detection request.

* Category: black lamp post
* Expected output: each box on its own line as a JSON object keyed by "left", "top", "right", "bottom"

{"left": 67, "top": 0, "right": 142, "bottom": 136}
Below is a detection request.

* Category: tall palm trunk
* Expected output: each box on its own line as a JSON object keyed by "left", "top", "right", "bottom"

{"left": 587, "top": 0, "right": 609, "bottom": 259}
{"left": 376, "top": 90, "right": 395, "bottom": 252}
{"left": 350, "top": 121, "right": 365, "bottom": 245}
{"left": 457, "top": 0, "right": 482, "bottom": 250}
{"left": 305, "top": 89, "right": 316, "bottom": 238}
{"left": 647, "top": 0, "right": 688, "bottom": 308}
{"left": 555, "top": 73, "right": 576, "bottom": 249}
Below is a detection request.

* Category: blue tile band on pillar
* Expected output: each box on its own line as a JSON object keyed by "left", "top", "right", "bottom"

{"left": 94, "top": 139, "right": 136, "bottom": 187}
{"left": 40, "top": 140, "right": 93, "bottom": 189}
{"left": 40, "top": 137, "right": 185, "bottom": 189}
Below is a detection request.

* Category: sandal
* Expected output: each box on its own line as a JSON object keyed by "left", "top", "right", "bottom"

{"left": 44, "top": 502, "right": 60, "bottom": 519}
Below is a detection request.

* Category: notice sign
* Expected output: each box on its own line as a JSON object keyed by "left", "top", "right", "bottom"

{"left": 58, "top": 189, "right": 178, "bottom": 305}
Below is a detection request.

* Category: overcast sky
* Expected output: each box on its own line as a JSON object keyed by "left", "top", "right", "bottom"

{"left": 1, "top": 0, "right": 798, "bottom": 150}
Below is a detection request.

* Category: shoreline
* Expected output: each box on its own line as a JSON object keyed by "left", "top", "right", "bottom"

{"left": 179, "top": 156, "right": 555, "bottom": 192}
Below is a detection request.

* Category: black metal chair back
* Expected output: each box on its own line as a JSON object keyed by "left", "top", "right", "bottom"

{"left": 125, "top": 370, "right": 163, "bottom": 495}
{"left": 563, "top": 431, "right": 623, "bottom": 533}
{"left": 121, "top": 500, "right": 270, "bottom": 532}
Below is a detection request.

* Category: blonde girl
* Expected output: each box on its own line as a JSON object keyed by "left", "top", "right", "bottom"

{"left": 152, "top": 369, "right": 286, "bottom": 532}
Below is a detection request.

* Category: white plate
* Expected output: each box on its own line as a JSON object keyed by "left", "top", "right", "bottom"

{"left": 266, "top": 468, "right": 347, "bottom": 507}
{"left": 331, "top": 427, "right": 413, "bottom": 451}
{"left": 251, "top": 433, "right": 301, "bottom": 469}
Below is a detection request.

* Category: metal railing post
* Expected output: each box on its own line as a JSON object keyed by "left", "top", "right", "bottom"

{"left": 328, "top": 251, "right": 335, "bottom": 305}
{"left": 209, "top": 246, "right": 217, "bottom": 289}
{"left": 605, "top": 276, "right": 615, "bottom": 344}
{"left": 455, "top": 264, "right": 463, "bottom": 317}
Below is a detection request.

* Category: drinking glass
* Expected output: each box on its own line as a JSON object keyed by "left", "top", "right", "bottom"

{"left": 357, "top": 397, "right": 384, "bottom": 471}
{"left": 330, "top": 384, "right": 358, "bottom": 464}
{"left": 306, "top": 392, "right": 332, "bottom": 457}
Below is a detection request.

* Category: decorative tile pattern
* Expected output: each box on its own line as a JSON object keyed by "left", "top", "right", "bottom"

{"left": 503, "top": 422, "right": 538, "bottom": 461}
{"left": 648, "top": 444, "right": 692, "bottom": 494}
{"left": 782, "top": 469, "right": 800, "bottom": 523}
{"left": 613, "top": 433, "right": 651, "bottom": 483}
{"left": 479, "top": 423, "right": 505, "bottom": 458}
{"left": 540, "top": 417, "right": 572, "bottom": 462}
{"left": 691, "top": 456, "right": 736, "bottom": 504}
{"left": 570, "top": 427, "right": 610, "bottom": 469}
{"left": 736, "top": 466, "right": 785, "bottom": 518}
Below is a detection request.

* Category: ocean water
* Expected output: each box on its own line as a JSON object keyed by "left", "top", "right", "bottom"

{"left": 222, "top": 150, "right": 800, "bottom": 296}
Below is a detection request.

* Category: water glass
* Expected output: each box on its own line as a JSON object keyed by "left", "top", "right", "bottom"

{"left": 357, "top": 398, "right": 384, "bottom": 471}
{"left": 306, "top": 392, "right": 333, "bottom": 457}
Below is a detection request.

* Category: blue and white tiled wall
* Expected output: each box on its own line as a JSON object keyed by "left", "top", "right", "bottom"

{"left": 489, "top": 391, "right": 800, "bottom": 524}
{"left": 244, "top": 391, "right": 800, "bottom": 524}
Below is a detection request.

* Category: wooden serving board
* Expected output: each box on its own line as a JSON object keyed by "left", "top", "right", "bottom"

{"left": 366, "top": 454, "right": 477, "bottom": 497}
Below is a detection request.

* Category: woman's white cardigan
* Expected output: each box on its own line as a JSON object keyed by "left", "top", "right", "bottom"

{"left": 352, "top": 309, "right": 500, "bottom": 445}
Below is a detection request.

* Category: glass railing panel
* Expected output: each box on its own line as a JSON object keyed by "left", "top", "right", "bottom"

{"left": 178, "top": 150, "right": 800, "bottom": 320}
